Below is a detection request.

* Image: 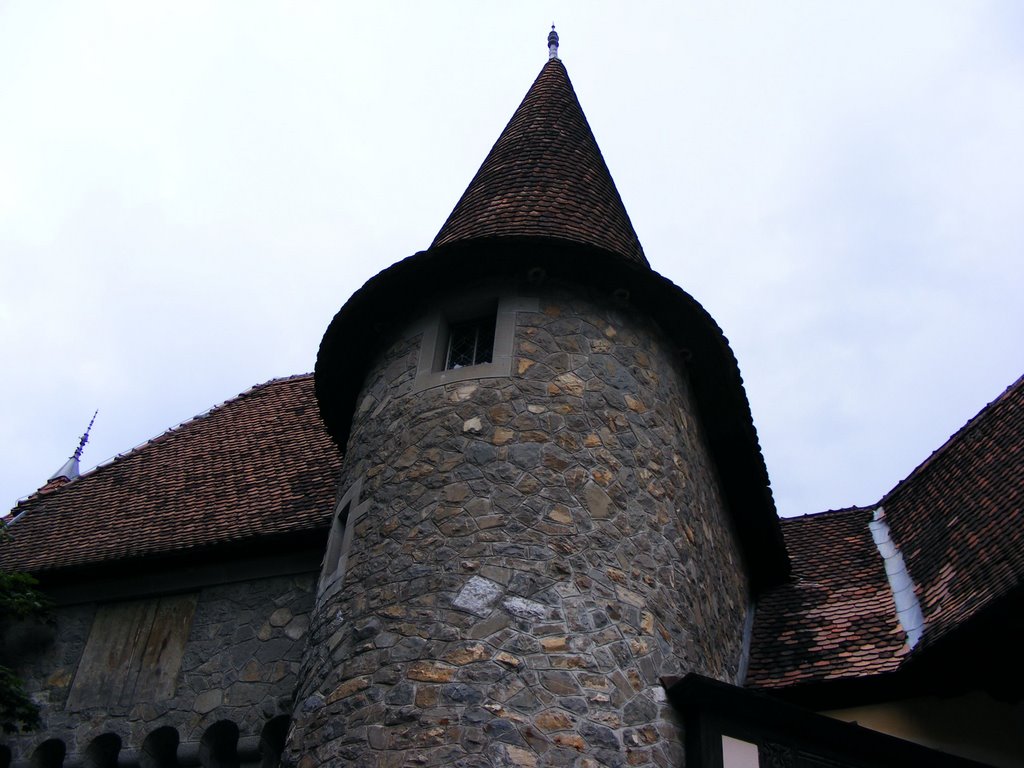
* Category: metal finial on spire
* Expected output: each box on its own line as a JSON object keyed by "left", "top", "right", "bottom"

{"left": 548, "top": 24, "right": 559, "bottom": 60}
{"left": 48, "top": 410, "right": 98, "bottom": 483}
{"left": 73, "top": 410, "right": 98, "bottom": 461}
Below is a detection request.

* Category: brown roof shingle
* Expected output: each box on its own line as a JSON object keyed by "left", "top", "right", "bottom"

{"left": 746, "top": 508, "right": 907, "bottom": 691}
{"left": 432, "top": 58, "right": 647, "bottom": 266}
{"left": 748, "top": 375, "right": 1024, "bottom": 693}
{"left": 883, "top": 374, "right": 1024, "bottom": 652}
{"left": 1, "top": 375, "right": 342, "bottom": 575}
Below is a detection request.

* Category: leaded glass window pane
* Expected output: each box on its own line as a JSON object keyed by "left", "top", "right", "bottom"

{"left": 446, "top": 315, "right": 495, "bottom": 370}
{"left": 475, "top": 319, "right": 495, "bottom": 365}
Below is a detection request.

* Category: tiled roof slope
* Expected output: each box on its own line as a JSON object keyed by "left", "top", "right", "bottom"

{"left": 746, "top": 508, "right": 907, "bottom": 690}
{"left": 883, "top": 374, "right": 1024, "bottom": 652}
{"left": 1, "top": 375, "right": 341, "bottom": 575}
{"left": 748, "top": 376, "right": 1023, "bottom": 693}
{"left": 432, "top": 58, "right": 647, "bottom": 266}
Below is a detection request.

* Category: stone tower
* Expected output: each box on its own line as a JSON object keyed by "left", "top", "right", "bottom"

{"left": 286, "top": 33, "right": 787, "bottom": 767}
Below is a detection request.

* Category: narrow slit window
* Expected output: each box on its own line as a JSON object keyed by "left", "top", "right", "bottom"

{"left": 318, "top": 478, "right": 365, "bottom": 600}
{"left": 323, "top": 501, "right": 351, "bottom": 584}
{"left": 446, "top": 315, "right": 495, "bottom": 370}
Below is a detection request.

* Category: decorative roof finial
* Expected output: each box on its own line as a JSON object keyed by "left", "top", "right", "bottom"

{"left": 48, "top": 410, "right": 98, "bottom": 483}
{"left": 548, "top": 24, "right": 559, "bottom": 60}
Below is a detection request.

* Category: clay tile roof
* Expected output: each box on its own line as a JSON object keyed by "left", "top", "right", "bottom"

{"left": 745, "top": 507, "right": 907, "bottom": 690}
{"left": 432, "top": 58, "right": 648, "bottom": 267}
{"left": 883, "top": 374, "right": 1024, "bottom": 652}
{"left": 1, "top": 375, "right": 341, "bottom": 575}
{"left": 747, "top": 375, "right": 1024, "bottom": 692}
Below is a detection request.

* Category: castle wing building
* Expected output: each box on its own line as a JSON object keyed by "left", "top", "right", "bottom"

{"left": 1, "top": 30, "right": 1021, "bottom": 768}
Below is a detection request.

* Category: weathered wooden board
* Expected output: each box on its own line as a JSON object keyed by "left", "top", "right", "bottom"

{"left": 66, "top": 593, "right": 197, "bottom": 710}
{"left": 130, "top": 593, "right": 198, "bottom": 704}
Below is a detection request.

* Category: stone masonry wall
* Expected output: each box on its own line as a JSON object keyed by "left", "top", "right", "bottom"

{"left": 1, "top": 572, "right": 315, "bottom": 766}
{"left": 286, "top": 282, "right": 751, "bottom": 768}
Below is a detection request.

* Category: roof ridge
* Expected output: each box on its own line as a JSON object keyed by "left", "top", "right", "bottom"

{"left": 781, "top": 505, "right": 875, "bottom": 523}
{"left": 12, "top": 373, "right": 314, "bottom": 511}
{"left": 881, "top": 373, "right": 1024, "bottom": 506}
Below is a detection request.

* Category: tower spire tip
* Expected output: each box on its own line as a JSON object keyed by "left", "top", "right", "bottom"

{"left": 74, "top": 410, "right": 98, "bottom": 462}
{"left": 548, "top": 24, "right": 559, "bottom": 60}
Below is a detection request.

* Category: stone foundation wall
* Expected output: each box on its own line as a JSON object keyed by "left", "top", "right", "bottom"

{"left": 1, "top": 572, "right": 315, "bottom": 766}
{"left": 286, "top": 283, "right": 751, "bottom": 767}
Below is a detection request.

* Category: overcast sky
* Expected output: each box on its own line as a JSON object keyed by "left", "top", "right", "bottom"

{"left": 2, "top": 2, "right": 1022, "bottom": 521}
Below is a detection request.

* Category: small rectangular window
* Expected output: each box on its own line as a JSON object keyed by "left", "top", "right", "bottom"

{"left": 446, "top": 314, "right": 496, "bottom": 369}
{"left": 412, "top": 294, "right": 538, "bottom": 392}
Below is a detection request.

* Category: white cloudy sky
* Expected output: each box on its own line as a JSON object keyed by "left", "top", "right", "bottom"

{"left": 2, "top": 2, "right": 1022, "bottom": 520}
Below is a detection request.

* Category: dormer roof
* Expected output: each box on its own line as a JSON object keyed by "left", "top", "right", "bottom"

{"left": 432, "top": 57, "right": 647, "bottom": 267}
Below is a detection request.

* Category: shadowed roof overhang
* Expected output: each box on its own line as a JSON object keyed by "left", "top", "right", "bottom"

{"left": 315, "top": 236, "right": 790, "bottom": 589}
{"left": 664, "top": 673, "right": 997, "bottom": 768}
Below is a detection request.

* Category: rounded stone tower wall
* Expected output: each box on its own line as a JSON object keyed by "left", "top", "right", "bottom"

{"left": 286, "top": 281, "right": 751, "bottom": 767}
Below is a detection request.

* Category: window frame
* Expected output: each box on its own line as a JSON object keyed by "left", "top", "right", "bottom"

{"left": 318, "top": 476, "right": 368, "bottom": 603}
{"left": 411, "top": 291, "right": 538, "bottom": 392}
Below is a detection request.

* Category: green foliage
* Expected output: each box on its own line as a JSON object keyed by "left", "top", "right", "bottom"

{"left": 0, "top": 666, "right": 41, "bottom": 733}
{"left": 0, "top": 520, "right": 51, "bottom": 733}
{"left": 0, "top": 570, "right": 51, "bottom": 620}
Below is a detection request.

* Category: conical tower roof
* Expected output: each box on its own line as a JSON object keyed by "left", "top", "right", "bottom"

{"left": 432, "top": 56, "right": 647, "bottom": 267}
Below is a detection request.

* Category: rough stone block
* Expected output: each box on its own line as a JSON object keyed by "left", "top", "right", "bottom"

{"left": 269, "top": 607, "right": 293, "bottom": 628}
{"left": 407, "top": 662, "right": 455, "bottom": 683}
{"left": 193, "top": 688, "right": 223, "bottom": 714}
{"left": 453, "top": 577, "right": 503, "bottom": 617}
